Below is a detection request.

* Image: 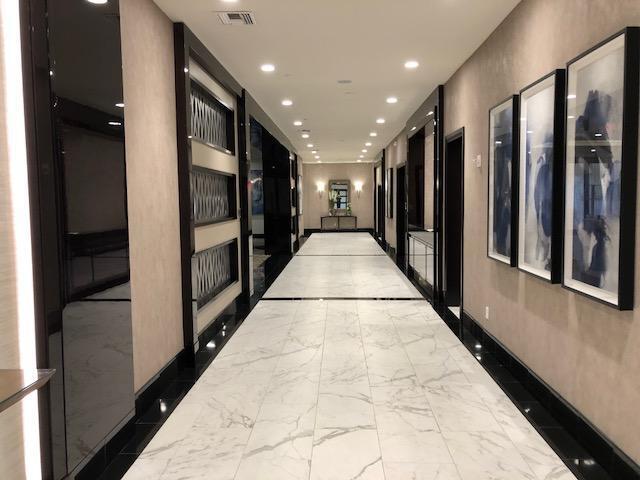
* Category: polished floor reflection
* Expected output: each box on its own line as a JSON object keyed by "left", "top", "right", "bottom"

{"left": 121, "top": 233, "right": 575, "bottom": 480}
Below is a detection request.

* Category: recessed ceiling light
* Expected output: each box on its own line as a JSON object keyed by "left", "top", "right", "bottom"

{"left": 369, "top": 132, "right": 377, "bottom": 137}
{"left": 357, "top": 159, "right": 362, "bottom": 163}
{"left": 307, "top": 143, "right": 314, "bottom": 148}
{"left": 222, "top": 0, "right": 238, "bottom": 2}
{"left": 362, "top": 149, "right": 368, "bottom": 153}
{"left": 411, "top": 126, "right": 417, "bottom": 131}
{"left": 386, "top": 97, "right": 398, "bottom": 104}
{"left": 317, "top": 160, "right": 321, "bottom": 163}
{"left": 281, "top": 99, "right": 293, "bottom": 106}
{"left": 359, "top": 155, "right": 364, "bottom": 158}
{"left": 365, "top": 142, "right": 372, "bottom": 147}
{"left": 404, "top": 60, "right": 419, "bottom": 69}
{"left": 115, "top": 102, "right": 124, "bottom": 108}
{"left": 311, "top": 150, "right": 317, "bottom": 154}
{"left": 293, "top": 120, "right": 303, "bottom": 126}
{"left": 427, "top": 111, "right": 434, "bottom": 116}
{"left": 86, "top": 0, "right": 108, "bottom": 4}
{"left": 376, "top": 118, "right": 385, "bottom": 124}
{"left": 260, "top": 64, "right": 275, "bottom": 72}
{"left": 315, "top": 155, "right": 320, "bottom": 159}
{"left": 302, "top": 133, "right": 310, "bottom": 139}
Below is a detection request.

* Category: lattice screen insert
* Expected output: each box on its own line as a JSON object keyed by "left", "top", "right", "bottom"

{"left": 190, "top": 81, "right": 234, "bottom": 152}
{"left": 194, "top": 240, "right": 238, "bottom": 308}
{"left": 192, "top": 166, "right": 236, "bottom": 226}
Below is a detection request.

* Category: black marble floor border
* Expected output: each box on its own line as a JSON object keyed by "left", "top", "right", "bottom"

{"left": 454, "top": 310, "right": 640, "bottom": 480}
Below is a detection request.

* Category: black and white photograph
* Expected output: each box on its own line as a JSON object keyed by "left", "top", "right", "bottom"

{"left": 518, "top": 72, "right": 563, "bottom": 281}
{"left": 564, "top": 30, "right": 639, "bottom": 309}
{"left": 488, "top": 97, "right": 518, "bottom": 265}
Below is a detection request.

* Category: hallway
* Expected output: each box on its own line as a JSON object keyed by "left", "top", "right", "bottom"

{"left": 122, "top": 233, "right": 574, "bottom": 480}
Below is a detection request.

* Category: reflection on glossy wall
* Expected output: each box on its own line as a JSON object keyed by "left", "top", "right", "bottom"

{"left": 48, "top": 0, "right": 134, "bottom": 476}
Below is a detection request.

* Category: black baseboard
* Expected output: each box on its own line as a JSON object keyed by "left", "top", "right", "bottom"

{"left": 461, "top": 311, "right": 640, "bottom": 480}
{"left": 304, "top": 228, "right": 374, "bottom": 236}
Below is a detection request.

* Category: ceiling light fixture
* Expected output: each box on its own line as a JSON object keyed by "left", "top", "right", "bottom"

{"left": 315, "top": 155, "right": 320, "bottom": 159}
{"left": 359, "top": 155, "right": 364, "bottom": 158}
{"left": 357, "top": 159, "right": 362, "bottom": 163}
{"left": 293, "top": 120, "right": 303, "bottom": 126}
{"left": 260, "top": 64, "right": 275, "bottom": 72}
{"left": 307, "top": 143, "right": 314, "bottom": 148}
{"left": 281, "top": 99, "right": 293, "bottom": 106}
{"left": 404, "top": 60, "right": 419, "bottom": 69}
{"left": 302, "top": 133, "right": 310, "bottom": 139}
{"left": 369, "top": 132, "right": 377, "bottom": 137}
{"left": 427, "top": 111, "right": 434, "bottom": 116}
{"left": 386, "top": 96, "right": 398, "bottom": 104}
{"left": 311, "top": 150, "right": 317, "bottom": 154}
{"left": 362, "top": 149, "right": 368, "bottom": 153}
{"left": 411, "top": 126, "right": 417, "bottom": 131}
{"left": 376, "top": 118, "right": 385, "bottom": 124}
{"left": 365, "top": 142, "right": 372, "bottom": 147}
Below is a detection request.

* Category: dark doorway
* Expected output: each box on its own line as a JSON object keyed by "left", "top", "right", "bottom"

{"left": 444, "top": 129, "right": 464, "bottom": 313}
{"left": 407, "top": 129, "right": 425, "bottom": 229}
{"left": 396, "top": 165, "right": 407, "bottom": 268}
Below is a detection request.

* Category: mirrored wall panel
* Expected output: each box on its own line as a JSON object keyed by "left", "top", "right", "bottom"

{"left": 48, "top": 0, "right": 134, "bottom": 476}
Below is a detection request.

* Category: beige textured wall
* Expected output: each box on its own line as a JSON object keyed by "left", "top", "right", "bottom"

{"left": 0, "top": 2, "right": 30, "bottom": 477}
{"left": 444, "top": 0, "right": 640, "bottom": 463}
{"left": 121, "top": 0, "right": 183, "bottom": 392}
{"left": 384, "top": 132, "right": 407, "bottom": 248}
{"left": 303, "top": 162, "right": 374, "bottom": 230}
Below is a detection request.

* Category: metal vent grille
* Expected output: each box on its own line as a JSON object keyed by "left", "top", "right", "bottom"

{"left": 190, "top": 81, "right": 234, "bottom": 153}
{"left": 217, "top": 11, "right": 256, "bottom": 25}
{"left": 192, "top": 166, "right": 236, "bottom": 226}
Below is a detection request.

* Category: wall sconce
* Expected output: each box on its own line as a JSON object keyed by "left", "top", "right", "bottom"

{"left": 354, "top": 181, "right": 363, "bottom": 198}
{"left": 316, "top": 181, "right": 325, "bottom": 198}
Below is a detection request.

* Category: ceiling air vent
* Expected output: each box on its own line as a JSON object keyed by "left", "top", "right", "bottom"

{"left": 217, "top": 11, "right": 256, "bottom": 25}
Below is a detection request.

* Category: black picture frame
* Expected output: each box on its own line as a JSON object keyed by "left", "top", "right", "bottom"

{"left": 487, "top": 95, "right": 519, "bottom": 266}
{"left": 385, "top": 168, "right": 394, "bottom": 219}
{"left": 516, "top": 69, "right": 566, "bottom": 283}
{"left": 562, "top": 27, "right": 639, "bottom": 310}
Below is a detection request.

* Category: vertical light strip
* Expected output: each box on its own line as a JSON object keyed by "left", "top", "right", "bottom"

{"left": 0, "top": 1, "right": 42, "bottom": 479}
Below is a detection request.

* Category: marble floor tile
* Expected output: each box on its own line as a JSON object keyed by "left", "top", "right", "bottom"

{"left": 311, "top": 427, "right": 384, "bottom": 480}
{"left": 378, "top": 431, "right": 453, "bottom": 464}
{"left": 320, "top": 353, "right": 368, "bottom": 386}
{"left": 371, "top": 385, "right": 438, "bottom": 434}
{"left": 425, "top": 384, "right": 502, "bottom": 433}
{"left": 383, "top": 462, "right": 462, "bottom": 480}
{"left": 235, "top": 403, "right": 316, "bottom": 480}
{"left": 443, "top": 431, "right": 538, "bottom": 480}
{"left": 316, "top": 383, "right": 375, "bottom": 429}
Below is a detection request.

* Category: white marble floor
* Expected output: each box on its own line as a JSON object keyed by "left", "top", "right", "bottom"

{"left": 296, "top": 232, "right": 387, "bottom": 256}
{"left": 122, "top": 234, "right": 575, "bottom": 480}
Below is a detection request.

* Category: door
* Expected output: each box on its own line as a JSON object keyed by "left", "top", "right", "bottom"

{"left": 444, "top": 129, "right": 464, "bottom": 312}
{"left": 396, "top": 165, "right": 407, "bottom": 267}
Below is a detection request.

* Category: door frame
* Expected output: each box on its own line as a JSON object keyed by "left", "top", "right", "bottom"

{"left": 443, "top": 128, "right": 465, "bottom": 332}
{"left": 396, "top": 165, "right": 407, "bottom": 269}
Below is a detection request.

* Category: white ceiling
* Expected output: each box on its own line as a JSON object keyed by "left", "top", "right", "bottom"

{"left": 154, "top": 0, "right": 520, "bottom": 163}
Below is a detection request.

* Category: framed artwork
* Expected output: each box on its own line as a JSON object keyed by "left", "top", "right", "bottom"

{"left": 563, "top": 28, "right": 639, "bottom": 309}
{"left": 385, "top": 168, "right": 394, "bottom": 218}
{"left": 517, "top": 70, "right": 565, "bottom": 282}
{"left": 488, "top": 96, "right": 519, "bottom": 265}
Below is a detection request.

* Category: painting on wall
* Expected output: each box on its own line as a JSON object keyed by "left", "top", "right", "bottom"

{"left": 385, "top": 168, "right": 393, "bottom": 218}
{"left": 563, "top": 28, "right": 639, "bottom": 309}
{"left": 250, "top": 169, "right": 263, "bottom": 215}
{"left": 517, "top": 70, "right": 565, "bottom": 282}
{"left": 488, "top": 96, "right": 519, "bottom": 265}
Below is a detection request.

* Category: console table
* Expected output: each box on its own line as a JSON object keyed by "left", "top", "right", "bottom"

{"left": 321, "top": 216, "right": 357, "bottom": 231}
